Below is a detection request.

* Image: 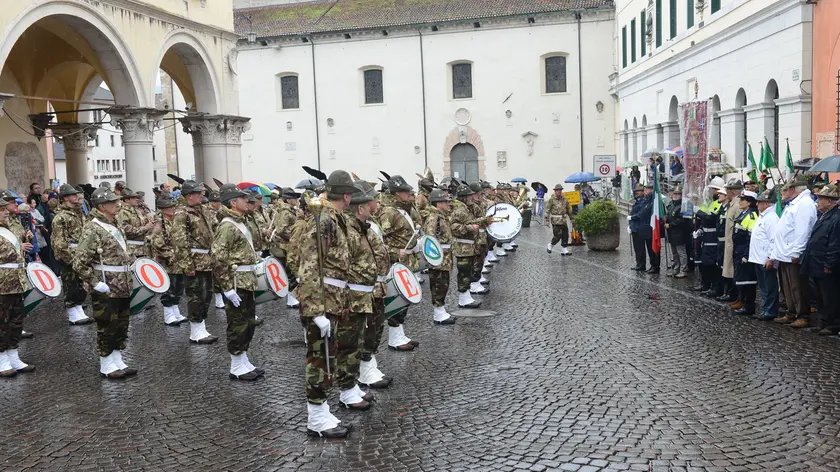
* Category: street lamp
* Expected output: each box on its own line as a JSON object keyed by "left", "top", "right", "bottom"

{"left": 239, "top": 14, "right": 256, "bottom": 44}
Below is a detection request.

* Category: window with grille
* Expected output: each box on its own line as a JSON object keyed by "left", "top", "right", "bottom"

{"left": 641, "top": 11, "right": 647, "bottom": 57}
{"left": 687, "top": 0, "right": 694, "bottom": 28}
{"left": 711, "top": 0, "right": 720, "bottom": 14}
{"left": 656, "top": 0, "right": 662, "bottom": 47}
{"left": 452, "top": 63, "right": 472, "bottom": 99}
{"left": 110, "top": 135, "right": 115, "bottom": 147}
{"left": 363, "top": 69, "right": 384, "bottom": 104}
{"left": 670, "top": 0, "right": 677, "bottom": 39}
{"left": 631, "top": 19, "right": 636, "bottom": 63}
{"left": 622, "top": 26, "right": 627, "bottom": 68}
{"left": 280, "top": 75, "right": 299, "bottom": 109}
{"left": 545, "top": 56, "right": 567, "bottom": 94}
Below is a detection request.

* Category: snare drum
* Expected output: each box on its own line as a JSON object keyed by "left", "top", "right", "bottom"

{"left": 254, "top": 256, "right": 289, "bottom": 305}
{"left": 130, "top": 258, "right": 170, "bottom": 314}
{"left": 383, "top": 263, "right": 422, "bottom": 318}
{"left": 23, "top": 262, "right": 62, "bottom": 315}
{"left": 485, "top": 203, "right": 524, "bottom": 242}
{"left": 418, "top": 235, "right": 443, "bottom": 267}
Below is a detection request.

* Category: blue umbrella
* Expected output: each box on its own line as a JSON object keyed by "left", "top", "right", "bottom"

{"left": 565, "top": 171, "right": 601, "bottom": 183}
{"left": 511, "top": 177, "right": 527, "bottom": 183}
{"left": 264, "top": 183, "right": 279, "bottom": 190}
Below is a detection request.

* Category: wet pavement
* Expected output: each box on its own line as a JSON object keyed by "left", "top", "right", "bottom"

{"left": 2, "top": 226, "right": 840, "bottom": 471}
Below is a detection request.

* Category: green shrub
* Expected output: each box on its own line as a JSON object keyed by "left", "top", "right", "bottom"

{"left": 574, "top": 199, "right": 619, "bottom": 236}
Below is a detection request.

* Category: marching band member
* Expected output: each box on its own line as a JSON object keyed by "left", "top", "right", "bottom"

{"left": 172, "top": 180, "right": 218, "bottom": 345}
{"left": 545, "top": 184, "right": 573, "bottom": 255}
{"left": 493, "top": 183, "right": 511, "bottom": 257}
{"left": 451, "top": 183, "right": 482, "bottom": 308}
{"left": 362, "top": 183, "right": 392, "bottom": 389}
{"left": 270, "top": 187, "right": 302, "bottom": 308}
{"left": 212, "top": 184, "right": 263, "bottom": 381}
{"left": 116, "top": 188, "right": 153, "bottom": 259}
{"left": 205, "top": 190, "right": 227, "bottom": 310}
{"left": 298, "top": 170, "right": 364, "bottom": 438}
{"left": 424, "top": 189, "right": 456, "bottom": 325}
{"left": 245, "top": 190, "right": 270, "bottom": 257}
{"left": 51, "top": 184, "right": 93, "bottom": 325}
{"left": 378, "top": 175, "right": 421, "bottom": 351}
{"left": 74, "top": 188, "right": 137, "bottom": 379}
{"left": 0, "top": 190, "right": 35, "bottom": 377}
{"left": 150, "top": 195, "right": 188, "bottom": 326}
{"left": 467, "top": 183, "right": 490, "bottom": 295}
{"left": 481, "top": 182, "right": 499, "bottom": 267}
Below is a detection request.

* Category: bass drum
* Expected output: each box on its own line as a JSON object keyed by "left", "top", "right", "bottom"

{"left": 383, "top": 263, "right": 422, "bottom": 318}
{"left": 24, "top": 262, "right": 62, "bottom": 315}
{"left": 254, "top": 256, "right": 289, "bottom": 305}
{"left": 130, "top": 258, "right": 170, "bottom": 314}
{"left": 485, "top": 203, "right": 523, "bottom": 242}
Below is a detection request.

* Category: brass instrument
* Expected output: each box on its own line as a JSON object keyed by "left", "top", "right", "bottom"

{"left": 487, "top": 215, "right": 510, "bottom": 223}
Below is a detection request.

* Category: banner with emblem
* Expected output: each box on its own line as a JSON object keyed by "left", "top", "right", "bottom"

{"left": 680, "top": 99, "right": 709, "bottom": 216}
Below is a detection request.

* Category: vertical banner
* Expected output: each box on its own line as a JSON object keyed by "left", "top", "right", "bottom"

{"left": 680, "top": 100, "right": 709, "bottom": 215}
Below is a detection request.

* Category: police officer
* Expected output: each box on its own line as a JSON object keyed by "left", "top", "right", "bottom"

{"left": 451, "top": 183, "right": 482, "bottom": 308}
{"left": 51, "top": 184, "right": 93, "bottom": 325}
{"left": 270, "top": 187, "right": 302, "bottom": 308}
{"left": 424, "top": 189, "right": 455, "bottom": 325}
{"left": 692, "top": 177, "right": 724, "bottom": 292}
{"left": 150, "top": 195, "right": 189, "bottom": 326}
{"left": 0, "top": 190, "right": 34, "bottom": 376}
{"left": 628, "top": 184, "right": 648, "bottom": 270}
{"left": 545, "top": 184, "right": 573, "bottom": 255}
{"left": 731, "top": 190, "right": 759, "bottom": 315}
{"left": 173, "top": 180, "right": 218, "bottom": 345}
{"left": 116, "top": 188, "right": 153, "bottom": 258}
{"left": 212, "top": 184, "right": 263, "bottom": 381}
{"left": 74, "top": 188, "right": 136, "bottom": 379}
{"left": 297, "top": 170, "right": 362, "bottom": 438}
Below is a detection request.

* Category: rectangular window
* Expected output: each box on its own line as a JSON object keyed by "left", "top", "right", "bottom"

{"left": 152, "top": 147, "right": 156, "bottom": 161}
{"left": 452, "top": 63, "right": 472, "bottom": 99}
{"left": 641, "top": 11, "right": 647, "bottom": 57}
{"left": 687, "top": 0, "right": 694, "bottom": 29}
{"left": 363, "top": 69, "right": 384, "bottom": 104}
{"left": 670, "top": 0, "right": 677, "bottom": 39}
{"left": 95, "top": 136, "right": 99, "bottom": 147}
{"left": 153, "top": 170, "right": 158, "bottom": 182}
{"left": 656, "top": 0, "right": 662, "bottom": 47}
{"left": 631, "top": 19, "right": 637, "bottom": 63}
{"left": 711, "top": 0, "right": 720, "bottom": 14}
{"left": 622, "top": 26, "right": 627, "bottom": 68}
{"left": 280, "top": 75, "right": 299, "bottom": 109}
{"left": 120, "top": 136, "right": 124, "bottom": 147}
{"left": 110, "top": 135, "right": 114, "bottom": 147}
{"left": 545, "top": 56, "right": 567, "bottom": 94}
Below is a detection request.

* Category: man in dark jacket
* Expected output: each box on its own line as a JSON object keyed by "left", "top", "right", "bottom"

{"left": 801, "top": 184, "right": 840, "bottom": 335}
{"left": 630, "top": 183, "right": 658, "bottom": 273}
{"left": 665, "top": 185, "right": 688, "bottom": 277}
{"left": 628, "top": 184, "right": 648, "bottom": 271}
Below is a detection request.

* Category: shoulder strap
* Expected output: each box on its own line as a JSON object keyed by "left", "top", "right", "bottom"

{"left": 0, "top": 227, "right": 20, "bottom": 252}
{"left": 220, "top": 217, "right": 255, "bottom": 251}
{"left": 92, "top": 218, "right": 128, "bottom": 252}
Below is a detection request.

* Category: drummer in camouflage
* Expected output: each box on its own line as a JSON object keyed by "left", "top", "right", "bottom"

{"left": 51, "top": 184, "right": 93, "bottom": 325}
{"left": 212, "top": 184, "right": 263, "bottom": 381}
{"left": 73, "top": 188, "right": 137, "bottom": 380}
{"left": 545, "top": 184, "right": 573, "bottom": 256}
{"left": 297, "top": 170, "right": 360, "bottom": 439}
{"left": 149, "top": 195, "right": 189, "bottom": 326}
{"left": 424, "top": 189, "right": 455, "bottom": 325}
{"left": 270, "top": 187, "right": 302, "bottom": 308}
{"left": 0, "top": 190, "right": 35, "bottom": 377}
{"left": 378, "top": 175, "right": 422, "bottom": 351}
{"left": 116, "top": 188, "right": 154, "bottom": 258}
{"left": 451, "top": 183, "right": 482, "bottom": 308}
{"left": 467, "top": 183, "right": 491, "bottom": 296}
{"left": 243, "top": 190, "right": 268, "bottom": 326}
{"left": 481, "top": 181, "right": 500, "bottom": 268}
{"left": 172, "top": 180, "right": 218, "bottom": 345}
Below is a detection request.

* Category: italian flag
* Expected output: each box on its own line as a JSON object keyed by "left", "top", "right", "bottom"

{"left": 650, "top": 168, "right": 664, "bottom": 254}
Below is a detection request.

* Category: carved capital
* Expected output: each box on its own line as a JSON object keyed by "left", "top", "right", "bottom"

{"left": 49, "top": 123, "right": 100, "bottom": 151}
{"left": 179, "top": 114, "right": 251, "bottom": 146}
{"left": 109, "top": 107, "right": 166, "bottom": 143}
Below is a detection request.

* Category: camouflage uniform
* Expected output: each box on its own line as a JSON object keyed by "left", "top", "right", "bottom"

{"left": 149, "top": 209, "right": 190, "bottom": 309}
{"left": 378, "top": 195, "right": 420, "bottom": 327}
{"left": 245, "top": 202, "right": 270, "bottom": 256}
{"left": 0, "top": 215, "right": 28, "bottom": 354}
{"left": 212, "top": 206, "right": 260, "bottom": 355}
{"left": 415, "top": 189, "right": 430, "bottom": 224}
{"left": 469, "top": 194, "right": 490, "bottom": 282}
{"left": 270, "top": 196, "right": 300, "bottom": 293}
{"left": 545, "top": 191, "right": 573, "bottom": 248}
{"left": 51, "top": 201, "right": 87, "bottom": 309}
{"left": 174, "top": 202, "right": 215, "bottom": 323}
{"left": 450, "top": 196, "right": 478, "bottom": 293}
{"left": 73, "top": 208, "right": 134, "bottom": 358}
{"left": 424, "top": 202, "right": 453, "bottom": 307}
{"left": 366, "top": 217, "right": 390, "bottom": 357}
{"left": 116, "top": 201, "right": 150, "bottom": 258}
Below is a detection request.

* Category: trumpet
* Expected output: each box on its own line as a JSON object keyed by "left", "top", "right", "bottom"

{"left": 487, "top": 215, "right": 510, "bottom": 223}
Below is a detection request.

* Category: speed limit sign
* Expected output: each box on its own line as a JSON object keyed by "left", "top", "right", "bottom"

{"left": 593, "top": 155, "right": 616, "bottom": 178}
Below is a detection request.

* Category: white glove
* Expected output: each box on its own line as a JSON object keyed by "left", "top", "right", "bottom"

{"left": 313, "top": 315, "right": 331, "bottom": 338}
{"left": 223, "top": 289, "right": 241, "bottom": 307}
{"left": 93, "top": 281, "right": 110, "bottom": 294}
{"left": 693, "top": 230, "right": 702, "bottom": 239}
{"left": 627, "top": 215, "right": 632, "bottom": 221}
{"left": 626, "top": 226, "right": 632, "bottom": 234}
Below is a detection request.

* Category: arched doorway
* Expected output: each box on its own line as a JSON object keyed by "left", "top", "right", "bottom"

{"left": 450, "top": 143, "right": 479, "bottom": 182}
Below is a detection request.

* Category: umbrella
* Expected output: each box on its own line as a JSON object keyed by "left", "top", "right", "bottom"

{"left": 295, "top": 177, "right": 323, "bottom": 190}
{"left": 624, "top": 160, "right": 644, "bottom": 167}
{"left": 793, "top": 157, "right": 821, "bottom": 170}
{"left": 565, "top": 171, "right": 600, "bottom": 183}
{"left": 663, "top": 146, "right": 683, "bottom": 157}
{"left": 263, "top": 182, "right": 280, "bottom": 190}
{"left": 641, "top": 147, "right": 660, "bottom": 158}
{"left": 237, "top": 182, "right": 271, "bottom": 195}
{"left": 511, "top": 177, "right": 527, "bottom": 183}
{"left": 706, "top": 162, "right": 738, "bottom": 175}
{"left": 531, "top": 182, "right": 548, "bottom": 193}
{"left": 808, "top": 155, "right": 840, "bottom": 173}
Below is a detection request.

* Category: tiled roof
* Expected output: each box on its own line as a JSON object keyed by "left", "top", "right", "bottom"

{"left": 235, "top": 0, "right": 613, "bottom": 38}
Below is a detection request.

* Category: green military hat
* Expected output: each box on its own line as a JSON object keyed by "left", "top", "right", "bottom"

{"left": 99, "top": 181, "right": 111, "bottom": 189}
{"left": 219, "top": 184, "right": 248, "bottom": 203}
{"left": 137, "top": 191, "right": 146, "bottom": 198}
{"left": 350, "top": 181, "right": 376, "bottom": 204}
{"left": 468, "top": 182, "right": 482, "bottom": 194}
{"left": 553, "top": 183, "right": 564, "bottom": 191}
{"left": 782, "top": 175, "right": 809, "bottom": 190}
{"left": 817, "top": 184, "right": 840, "bottom": 199}
{"left": 756, "top": 189, "right": 775, "bottom": 202}
{"left": 480, "top": 181, "right": 492, "bottom": 190}
{"left": 281, "top": 187, "right": 301, "bottom": 199}
{"left": 58, "top": 183, "right": 82, "bottom": 197}
{"left": 115, "top": 180, "right": 126, "bottom": 189}
{"left": 634, "top": 183, "right": 645, "bottom": 192}
{"left": 181, "top": 180, "right": 204, "bottom": 195}
{"left": 245, "top": 189, "right": 259, "bottom": 203}
{"left": 429, "top": 188, "right": 452, "bottom": 204}
{"left": 208, "top": 190, "right": 221, "bottom": 202}
{"left": 456, "top": 183, "right": 475, "bottom": 197}
{"left": 724, "top": 178, "right": 744, "bottom": 190}
{"left": 156, "top": 196, "right": 176, "bottom": 209}
{"left": 90, "top": 188, "right": 120, "bottom": 206}
{"left": 120, "top": 188, "right": 139, "bottom": 199}
{"left": 386, "top": 175, "right": 413, "bottom": 193}
{"left": 326, "top": 170, "right": 360, "bottom": 195}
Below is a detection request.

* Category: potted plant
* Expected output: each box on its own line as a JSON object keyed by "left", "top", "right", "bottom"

{"left": 573, "top": 199, "right": 620, "bottom": 251}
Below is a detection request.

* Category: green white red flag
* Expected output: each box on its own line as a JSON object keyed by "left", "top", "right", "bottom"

{"left": 650, "top": 168, "right": 664, "bottom": 254}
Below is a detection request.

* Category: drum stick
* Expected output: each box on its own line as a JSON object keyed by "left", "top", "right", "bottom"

{"left": 324, "top": 319, "right": 331, "bottom": 378}
{"left": 403, "top": 228, "right": 420, "bottom": 251}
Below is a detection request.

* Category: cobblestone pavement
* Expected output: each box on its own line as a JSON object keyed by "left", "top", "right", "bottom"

{"left": 2, "top": 226, "right": 840, "bottom": 472}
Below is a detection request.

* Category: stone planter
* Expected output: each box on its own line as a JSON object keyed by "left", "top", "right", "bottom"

{"left": 584, "top": 217, "right": 620, "bottom": 251}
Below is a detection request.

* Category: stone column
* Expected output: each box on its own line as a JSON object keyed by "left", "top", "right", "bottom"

{"left": 631, "top": 130, "right": 639, "bottom": 160}
{"left": 656, "top": 125, "right": 664, "bottom": 150}
{"left": 744, "top": 102, "right": 776, "bottom": 160}
{"left": 776, "top": 95, "right": 812, "bottom": 164}
{"left": 662, "top": 121, "right": 680, "bottom": 148}
{"left": 49, "top": 123, "right": 100, "bottom": 185}
{"left": 181, "top": 119, "right": 204, "bottom": 183}
{"left": 644, "top": 125, "right": 659, "bottom": 153}
{"left": 180, "top": 115, "right": 251, "bottom": 184}
{"left": 110, "top": 108, "right": 165, "bottom": 207}
{"left": 619, "top": 131, "right": 628, "bottom": 162}
{"left": 718, "top": 108, "right": 746, "bottom": 166}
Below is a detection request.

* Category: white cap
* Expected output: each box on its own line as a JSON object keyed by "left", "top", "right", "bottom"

{"left": 740, "top": 190, "right": 758, "bottom": 199}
